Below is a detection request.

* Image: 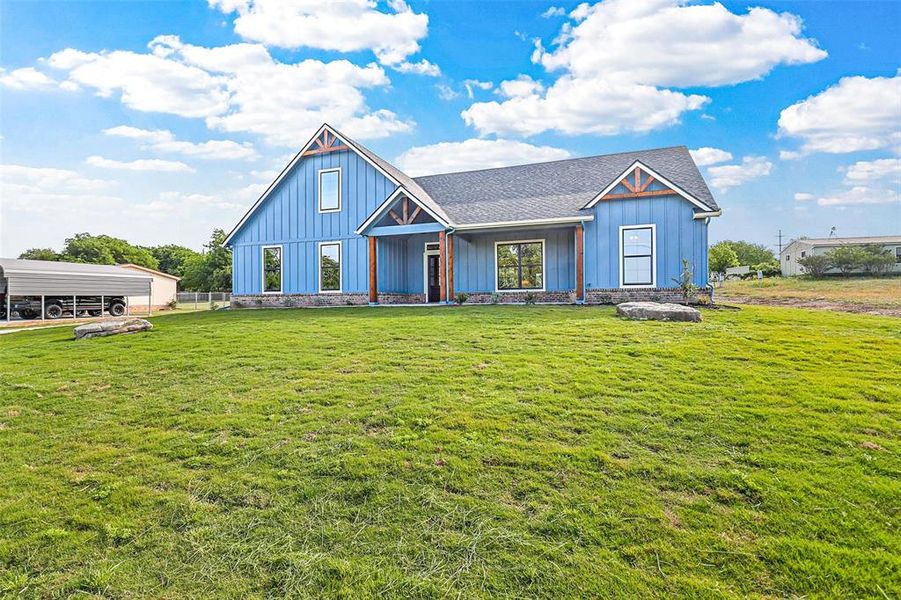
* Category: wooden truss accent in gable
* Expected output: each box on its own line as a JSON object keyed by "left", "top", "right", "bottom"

{"left": 388, "top": 196, "right": 422, "bottom": 225}
{"left": 302, "top": 129, "right": 350, "bottom": 156}
{"left": 602, "top": 165, "right": 673, "bottom": 200}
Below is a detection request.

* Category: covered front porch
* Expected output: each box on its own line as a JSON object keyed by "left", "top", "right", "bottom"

{"left": 366, "top": 219, "right": 587, "bottom": 305}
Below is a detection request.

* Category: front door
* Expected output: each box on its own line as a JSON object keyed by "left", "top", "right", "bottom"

{"left": 427, "top": 254, "right": 440, "bottom": 302}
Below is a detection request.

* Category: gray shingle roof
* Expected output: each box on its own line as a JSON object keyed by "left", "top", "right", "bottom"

{"left": 412, "top": 146, "right": 718, "bottom": 225}
{"left": 338, "top": 129, "right": 452, "bottom": 224}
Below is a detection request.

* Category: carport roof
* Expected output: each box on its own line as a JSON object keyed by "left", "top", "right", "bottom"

{"left": 0, "top": 258, "right": 152, "bottom": 279}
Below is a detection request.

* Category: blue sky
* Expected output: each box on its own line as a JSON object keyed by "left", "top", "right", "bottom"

{"left": 1, "top": 0, "right": 899, "bottom": 257}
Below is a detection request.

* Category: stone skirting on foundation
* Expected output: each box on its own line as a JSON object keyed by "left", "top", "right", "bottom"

{"left": 231, "top": 292, "right": 427, "bottom": 308}
{"left": 377, "top": 293, "right": 425, "bottom": 304}
{"left": 461, "top": 290, "right": 577, "bottom": 304}
{"left": 231, "top": 293, "right": 368, "bottom": 308}
{"left": 232, "top": 287, "right": 711, "bottom": 308}
{"left": 585, "top": 287, "right": 711, "bottom": 305}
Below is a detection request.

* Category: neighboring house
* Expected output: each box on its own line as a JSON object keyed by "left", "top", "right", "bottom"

{"left": 224, "top": 124, "right": 721, "bottom": 307}
{"left": 780, "top": 236, "right": 901, "bottom": 276}
{"left": 118, "top": 264, "right": 180, "bottom": 309}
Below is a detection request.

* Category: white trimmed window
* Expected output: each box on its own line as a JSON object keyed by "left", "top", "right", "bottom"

{"left": 495, "top": 239, "right": 545, "bottom": 291}
{"left": 318, "top": 168, "right": 341, "bottom": 213}
{"left": 319, "top": 242, "right": 342, "bottom": 292}
{"left": 262, "top": 245, "right": 282, "bottom": 294}
{"left": 620, "top": 225, "right": 656, "bottom": 287}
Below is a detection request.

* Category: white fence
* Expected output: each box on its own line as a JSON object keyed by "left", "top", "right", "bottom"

{"left": 175, "top": 292, "right": 231, "bottom": 311}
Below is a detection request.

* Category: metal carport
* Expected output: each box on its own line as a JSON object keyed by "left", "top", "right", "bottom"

{"left": 0, "top": 258, "right": 153, "bottom": 323}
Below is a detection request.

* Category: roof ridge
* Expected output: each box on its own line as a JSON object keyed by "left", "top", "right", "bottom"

{"left": 412, "top": 145, "right": 690, "bottom": 180}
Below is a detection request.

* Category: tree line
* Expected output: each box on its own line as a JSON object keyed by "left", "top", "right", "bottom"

{"left": 18, "top": 230, "right": 232, "bottom": 292}
{"left": 797, "top": 245, "right": 896, "bottom": 276}
{"left": 708, "top": 240, "right": 780, "bottom": 276}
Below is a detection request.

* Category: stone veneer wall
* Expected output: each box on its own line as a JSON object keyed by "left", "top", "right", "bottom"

{"left": 461, "top": 290, "right": 576, "bottom": 304}
{"left": 232, "top": 288, "right": 711, "bottom": 308}
{"left": 585, "top": 287, "right": 711, "bottom": 305}
{"left": 231, "top": 292, "right": 424, "bottom": 308}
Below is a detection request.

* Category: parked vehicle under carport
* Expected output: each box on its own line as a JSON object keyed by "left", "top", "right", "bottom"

{"left": 0, "top": 258, "right": 152, "bottom": 323}
{"left": 2, "top": 295, "right": 127, "bottom": 320}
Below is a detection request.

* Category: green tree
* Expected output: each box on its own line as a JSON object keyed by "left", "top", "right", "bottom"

{"left": 61, "top": 233, "right": 159, "bottom": 269}
{"left": 18, "top": 248, "right": 60, "bottom": 261}
{"left": 826, "top": 246, "right": 867, "bottom": 275}
{"left": 181, "top": 229, "right": 232, "bottom": 292}
{"left": 147, "top": 244, "right": 201, "bottom": 278}
{"left": 709, "top": 242, "right": 740, "bottom": 274}
{"left": 797, "top": 254, "right": 829, "bottom": 277}
{"left": 860, "top": 245, "right": 895, "bottom": 275}
{"left": 718, "top": 240, "right": 775, "bottom": 266}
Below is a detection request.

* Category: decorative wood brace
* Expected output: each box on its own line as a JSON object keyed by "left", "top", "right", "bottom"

{"left": 388, "top": 197, "right": 422, "bottom": 225}
{"left": 604, "top": 165, "right": 673, "bottom": 200}
{"left": 302, "top": 130, "right": 350, "bottom": 156}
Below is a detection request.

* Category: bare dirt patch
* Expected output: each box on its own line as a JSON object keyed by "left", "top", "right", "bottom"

{"left": 716, "top": 294, "right": 901, "bottom": 317}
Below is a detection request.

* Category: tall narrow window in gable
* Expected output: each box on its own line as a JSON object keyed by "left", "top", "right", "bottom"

{"left": 620, "top": 226, "right": 655, "bottom": 287}
{"left": 319, "top": 168, "right": 341, "bottom": 212}
{"left": 263, "top": 246, "right": 282, "bottom": 293}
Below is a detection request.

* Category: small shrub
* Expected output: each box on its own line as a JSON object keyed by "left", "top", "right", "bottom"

{"left": 166, "top": 299, "right": 177, "bottom": 310}
{"left": 523, "top": 292, "right": 536, "bottom": 305}
{"left": 455, "top": 293, "right": 469, "bottom": 305}
{"left": 490, "top": 292, "right": 501, "bottom": 304}
{"left": 671, "top": 259, "right": 697, "bottom": 301}
{"left": 751, "top": 260, "right": 781, "bottom": 278}
{"left": 797, "top": 254, "right": 829, "bottom": 277}
{"left": 826, "top": 246, "right": 868, "bottom": 275}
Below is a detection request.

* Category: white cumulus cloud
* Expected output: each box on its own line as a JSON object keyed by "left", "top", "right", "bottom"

{"left": 43, "top": 36, "right": 413, "bottom": 146}
{"left": 842, "top": 158, "right": 901, "bottom": 185}
{"left": 463, "top": 0, "right": 825, "bottom": 138}
{"left": 85, "top": 155, "right": 195, "bottom": 173}
{"left": 496, "top": 75, "right": 544, "bottom": 98}
{"left": 778, "top": 71, "right": 901, "bottom": 155}
{"left": 208, "top": 0, "right": 431, "bottom": 68}
{"left": 0, "top": 67, "right": 59, "bottom": 90}
{"left": 706, "top": 156, "right": 773, "bottom": 192}
{"left": 395, "top": 139, "right": 572, "bottom": 177}
{"left": 816, "top": 186, "right": 901, "bottom": 207}
{"left": 689, "top": 147, "right": 733, "bottom": 167}
{"left": 103, "top": 125, "right": 258, "bottom": 160}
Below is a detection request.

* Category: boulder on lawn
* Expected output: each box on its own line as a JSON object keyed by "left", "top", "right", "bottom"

{"left": 616, "top": 302, "right": 701, "bottom": 322}
{"left": 74, "top": 318, "right": 153, "bottom": 340}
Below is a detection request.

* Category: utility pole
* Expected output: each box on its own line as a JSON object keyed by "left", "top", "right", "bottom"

{"left": 776, "top": 229, "right": 784, "bottom": 255}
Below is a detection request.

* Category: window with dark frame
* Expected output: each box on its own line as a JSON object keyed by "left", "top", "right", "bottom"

{"left": 895, "top": 247, "right": 901, "bottom": 263}
{"left": 621, "top": 227, "right": 653, "bottom": 286}
{"left": 496, "top": 241, "right": 543, "bottom": 290}
{"left": 320, "top": 243, "right": 341, "bottom": 291}
{"left": 263, "top": 247, "right": 282, "bottom": 293}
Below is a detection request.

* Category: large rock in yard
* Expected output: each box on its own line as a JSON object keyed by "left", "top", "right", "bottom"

{"left": 74, "top": 318, "right": 152, "bottom": 340}
{"left": 616, "top": 302, "right": 701, "bottom": 322}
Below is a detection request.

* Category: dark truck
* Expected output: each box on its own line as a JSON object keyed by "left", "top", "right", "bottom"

{"left": 0, "top": 295, "right": 126, "bottom": 320}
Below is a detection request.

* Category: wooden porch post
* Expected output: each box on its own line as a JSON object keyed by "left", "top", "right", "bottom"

{"left": 575, "top": 223, "right": 584, "bottom": 303}
{"left": 368, "top": 235, "right": 378, "bottom": 304}
{"left": 438, "top": 230, "right": 447, "bottom": 303}
{"left": 447, "top": 233, "right": 455, "bottom": 303}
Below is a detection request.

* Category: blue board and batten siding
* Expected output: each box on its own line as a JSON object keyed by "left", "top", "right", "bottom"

{"left": 229, "top": 141, "right": 712, "bottom": 299}
{"left": 585, "top": 180, "right": 709, "bottom": 289}
{"left": 454, "top": 228, "right": 575, "bottom": 293}
{"left": 230, "top": 149, "right": 395, "bottom": 295}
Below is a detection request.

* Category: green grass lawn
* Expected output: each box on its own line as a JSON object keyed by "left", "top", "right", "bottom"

{"left": 1, "top": 306, "right": 899, "bottom": 598}
{"left": 720, "top": 276, "right": 901, "bottom": 309}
